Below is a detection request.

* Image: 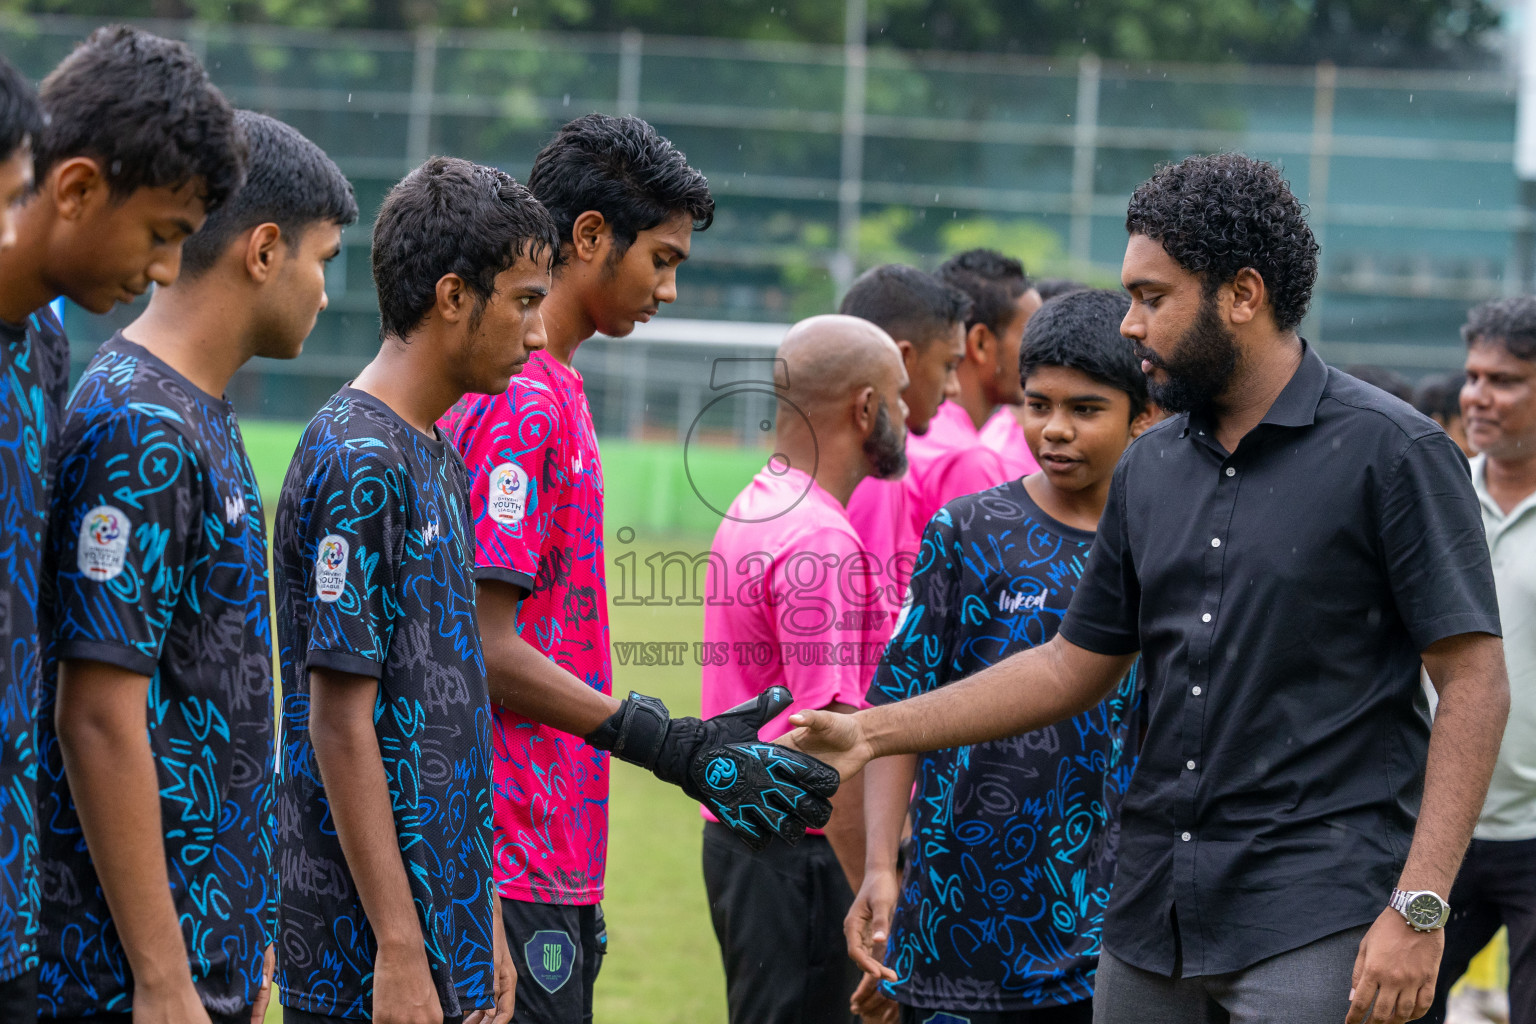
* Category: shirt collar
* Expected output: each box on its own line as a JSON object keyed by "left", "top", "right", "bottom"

{"left": 1180, "top": 339, "right": 1327, "bottom": 440}
{"left": 1469, "top": 452, "right": 1536, "bottom": 527}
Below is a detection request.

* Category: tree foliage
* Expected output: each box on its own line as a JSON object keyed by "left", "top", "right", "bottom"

{"left": 0, "top": 0, "right": 1503, "bottom": 66}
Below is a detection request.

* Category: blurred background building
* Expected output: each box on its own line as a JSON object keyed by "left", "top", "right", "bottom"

{"left": 0, "top": 2, "right": 1529, "bottom": 440}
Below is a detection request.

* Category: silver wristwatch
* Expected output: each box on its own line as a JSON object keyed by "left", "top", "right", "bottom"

{"left": 1389, "top": 888, "right": 1450, "bottom": 932}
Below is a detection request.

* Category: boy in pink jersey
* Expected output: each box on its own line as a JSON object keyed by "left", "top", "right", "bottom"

{"left": 902, "top": 248, "right": 1044, "bottom": 526}
{"left": 701, "top": 314, "right": 908, "bottom": 1024}
{"left": 444, "top": 114, "right": 836, "bottom": 1024}
{"left": 842, "top": 264, "right": 970, "bottom": 608}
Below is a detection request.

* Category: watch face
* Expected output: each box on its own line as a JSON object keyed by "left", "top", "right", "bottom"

{"left": 1406, "top": 893, "right": 1445, "bottom": 928}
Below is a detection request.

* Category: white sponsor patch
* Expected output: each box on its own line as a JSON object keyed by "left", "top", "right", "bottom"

{"left": 77, "top": 505, "right": 130, "bottom": 582}
{"left": 488, "top": 462, "right": 529, "bottom": 525}
{"left": 315, "top": 534, "right": 349, "bottom": 603}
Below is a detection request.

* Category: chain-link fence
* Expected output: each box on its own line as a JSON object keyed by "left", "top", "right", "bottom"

{"left": 1, "top": 14, "right": 1525, "bottom": 430}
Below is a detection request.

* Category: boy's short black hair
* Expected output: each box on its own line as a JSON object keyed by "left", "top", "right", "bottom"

{"left": 839, "top": 264, "right": 972, "bottom": 347}
{"left": 528, "top": 114, "right": 714, "bottom": 256}
{"left": 1462, "top": 295, "right": 1536, "bottom": 362}
{"left": 372, "top": 156, "right": 561, "bottom": 341}
{"left": 1342, "top": 364, "right": 1412, "bottom": 403}
{"left": 180, "top": 111, "right": 358, "bottom": 280}
{"left": 1412, "top": 372, "right": 1463, "bottom": 423}
{"left": 1125, "top": 153, "right": 1318, "bottom": 332}
{"left": 937, "top": 248, "right": 1030, "bottom": 336}
{"left": 1035, "top": 278, "right": 1089, "bottom": 302}
{"left": 0, "top": 56, "right": 42, "bottom": 163}
{"left": 36, "top": 26, "right": 245, "bottom": 212}
{"left": 1020, "top": 288, "right": 1147, "bottom": 419}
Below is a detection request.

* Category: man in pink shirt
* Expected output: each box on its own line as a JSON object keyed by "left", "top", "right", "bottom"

{"left": 841, "top": 264, "right": 971, "bottom": 609}
{"left": 923, "top": 248, "right": 1045, "bottom": 495}
{"left": 444, "top": 114, "right": 835, "bottom": 1024}
{"left": 702, "top": 314, "right": 909, "bottom": 1024}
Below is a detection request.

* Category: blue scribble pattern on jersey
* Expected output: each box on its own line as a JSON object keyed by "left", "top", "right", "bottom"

{"left": 869, "top": 481, "right": 1141, "bottom": 1013}
{"left": 0, "top": 309, "right": 69, "bottom": 982}
{"left": 36, "top": 336, "right": 275, "bottom": 1017}
{"left": 272, "top": 388, "right": 495, "bottom": 1019}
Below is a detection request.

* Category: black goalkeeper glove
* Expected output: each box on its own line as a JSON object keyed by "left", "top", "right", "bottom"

{"left": 585, "top": 686, "right": 840, "bottom": 851}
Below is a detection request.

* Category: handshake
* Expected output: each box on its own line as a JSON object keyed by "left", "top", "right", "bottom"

{"left": 585, "top": 686, "right": 840, "bottom": 850}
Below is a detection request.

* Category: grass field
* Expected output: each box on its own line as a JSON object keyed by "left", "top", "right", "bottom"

{"left": 247, "top": 421, "right": 730, "bottom": 1022}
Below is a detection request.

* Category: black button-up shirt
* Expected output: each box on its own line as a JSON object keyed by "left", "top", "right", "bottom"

{"left": 1059, "top": 342, "right": 1501, "bottom": 977}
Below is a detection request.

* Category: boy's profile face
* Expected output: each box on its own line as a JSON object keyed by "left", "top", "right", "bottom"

{"left": 45, "top": 162, "right": 207, "bottom": 313}
{"left": 901, "top": 320, "right": 965, "bottom": 435}
{"left": 589, "top": 211, "right": 692, "bottom": 338}
{"left": 987, "top": 287, "right": 1042, "bottom": 406}
{"left": 455, "top": 253, "right": 552, "bottom": 396}
{"left": 1021, "top": 364, "right": 1140, "bottom": 493}
{"left": 0, "top": 143, "right": 33, "bottom": 252}
{"left": 252, "top": 220, "right": 343, "bottom": 362}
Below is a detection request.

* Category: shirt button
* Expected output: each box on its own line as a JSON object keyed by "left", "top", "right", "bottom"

{"left": 1225, "top": 467, "right": 1236, "bottom": 477}
{"left": 1186, "top": 760, "right": 1197, "bottom": 770}
{"left": 1192, "top": 686, "right": 1202, "bottom": 696}
{"left": 1181, "top": 831, "right": 1192, "bottom": 842}
{"left": 1211, "top": 537, "right": 1221, "bottom": 548}
{"left": 1202, "top": 612, "right": 1212, "bottom": 623}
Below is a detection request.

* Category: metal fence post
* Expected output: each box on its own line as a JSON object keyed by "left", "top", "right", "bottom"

{"left": 1068, "top": 53, "right": 1101, "bottom": 271}
{"left": 1305, "top": 60, "right": 1336, "bottom": 345}
{"left": 832, "top": 0, "right": 867, "bottom": 300}
{"left": 618, "top": 30, "right": 643, "bottom": 116}
{"left": 407, "top": 26, "right": 437, "bottom": 168}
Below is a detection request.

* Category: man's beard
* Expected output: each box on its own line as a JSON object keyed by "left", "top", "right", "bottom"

{"left": 1136, "top": 294, "right": 1240, "bottom": 417}
{"left": 865, "top": 398, "right": 908, "bottom": 480}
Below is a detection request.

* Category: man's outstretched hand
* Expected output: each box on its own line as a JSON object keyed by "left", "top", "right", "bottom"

{"left": 780, "top": 705, "right": 877, "bottom": 783}
{"left": 586, "top": 686, "right": 840, "bottom": 850}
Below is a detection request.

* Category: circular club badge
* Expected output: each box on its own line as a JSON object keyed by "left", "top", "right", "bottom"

{"left": 77, "top": 505, "right": 130, "bottom": 582}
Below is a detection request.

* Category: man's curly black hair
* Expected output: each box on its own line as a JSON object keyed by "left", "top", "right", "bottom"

{"left": 1125, "top": 153, "right": 1319, "bottom": 332}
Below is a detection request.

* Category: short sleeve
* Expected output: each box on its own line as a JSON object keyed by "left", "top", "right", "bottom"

{"left": 869, "top": 508, "right": 961, "bottom": 706}
{"left": 1059, "top": 462, "right": 1142, "bottom": 656}
{"left": 50, "top": 411, "right": 201, "bottom": 676}
{"left": 769, "top": 526, "right": 883, "bottom": 710}
{"left": 1379, "top": 431, "right": 1501, "bottom": 649}
{"left": 450, "top": 383, "right": 564, "bottom": 595}
{"left": 297, "top": 446, "right": 406, "bottom": 678}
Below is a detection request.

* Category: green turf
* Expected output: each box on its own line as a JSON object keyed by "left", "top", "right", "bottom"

{"left": 248, "top": 419, "right": 731, "bottom": 1021}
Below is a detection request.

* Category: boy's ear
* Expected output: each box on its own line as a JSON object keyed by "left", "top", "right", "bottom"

{"left": 966, "top": 322, "right": 992, "bottom": 365}
{"left": 893, "top": 337, "right": 916, "bottom": 371}
{"left": 569, "top": 210, "right": 610, "bottom": 265}
{"left": 244, "top": 222, "right": 283, "bottom": 283}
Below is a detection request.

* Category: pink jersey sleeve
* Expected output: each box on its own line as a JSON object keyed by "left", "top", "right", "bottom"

{"left": 768, "top": 525, "right": 883, "bottom": 715}
{"left": 444, "top": 380, "right": 566, "bottom": 593}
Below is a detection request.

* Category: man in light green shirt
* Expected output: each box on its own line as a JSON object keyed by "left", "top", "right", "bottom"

{"left": 1426, "top": 295, "right": 1536, "bottom": 1024}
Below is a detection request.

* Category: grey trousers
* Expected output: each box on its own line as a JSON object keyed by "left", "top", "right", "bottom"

{"left": 1094, "top": 925, "right": 1370, "bottom": 1024}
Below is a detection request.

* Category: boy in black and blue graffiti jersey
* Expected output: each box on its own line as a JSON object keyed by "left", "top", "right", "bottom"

{"left": 38, "top": 112, "right": 353, "bottom": 1024}
{"left": 0, "top": 29, "right": 245, "bottom": 1023}
{"left": 848, "top": 289, "right": 1157, "bottom": 1024}
{"left": 271, "top": 157, "right": 560, "bottom": 1024}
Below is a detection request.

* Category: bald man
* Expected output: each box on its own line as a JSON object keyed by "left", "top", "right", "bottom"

{"left": 700, "top": 315, "right": 908, "bottom": 1024}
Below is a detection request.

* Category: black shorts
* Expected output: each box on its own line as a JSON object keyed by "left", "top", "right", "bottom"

{"left": 500, "top": 897, "right": 606, "bottom": 1024}
{"left": 53, "top": 1008, "right": 250, "bottom": 1024}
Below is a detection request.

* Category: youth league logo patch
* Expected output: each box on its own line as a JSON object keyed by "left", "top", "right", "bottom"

{"left": 488, "top": 461, "right": 529, "bottom": 525}
{"left": 315, "top": 534, "right": 349, "bottom": 603}
{"left": 77, "top": 505, "right": 129, "bottom": 582}
{"left": 524, "top": 930, "right": 576, "bottom": 993}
